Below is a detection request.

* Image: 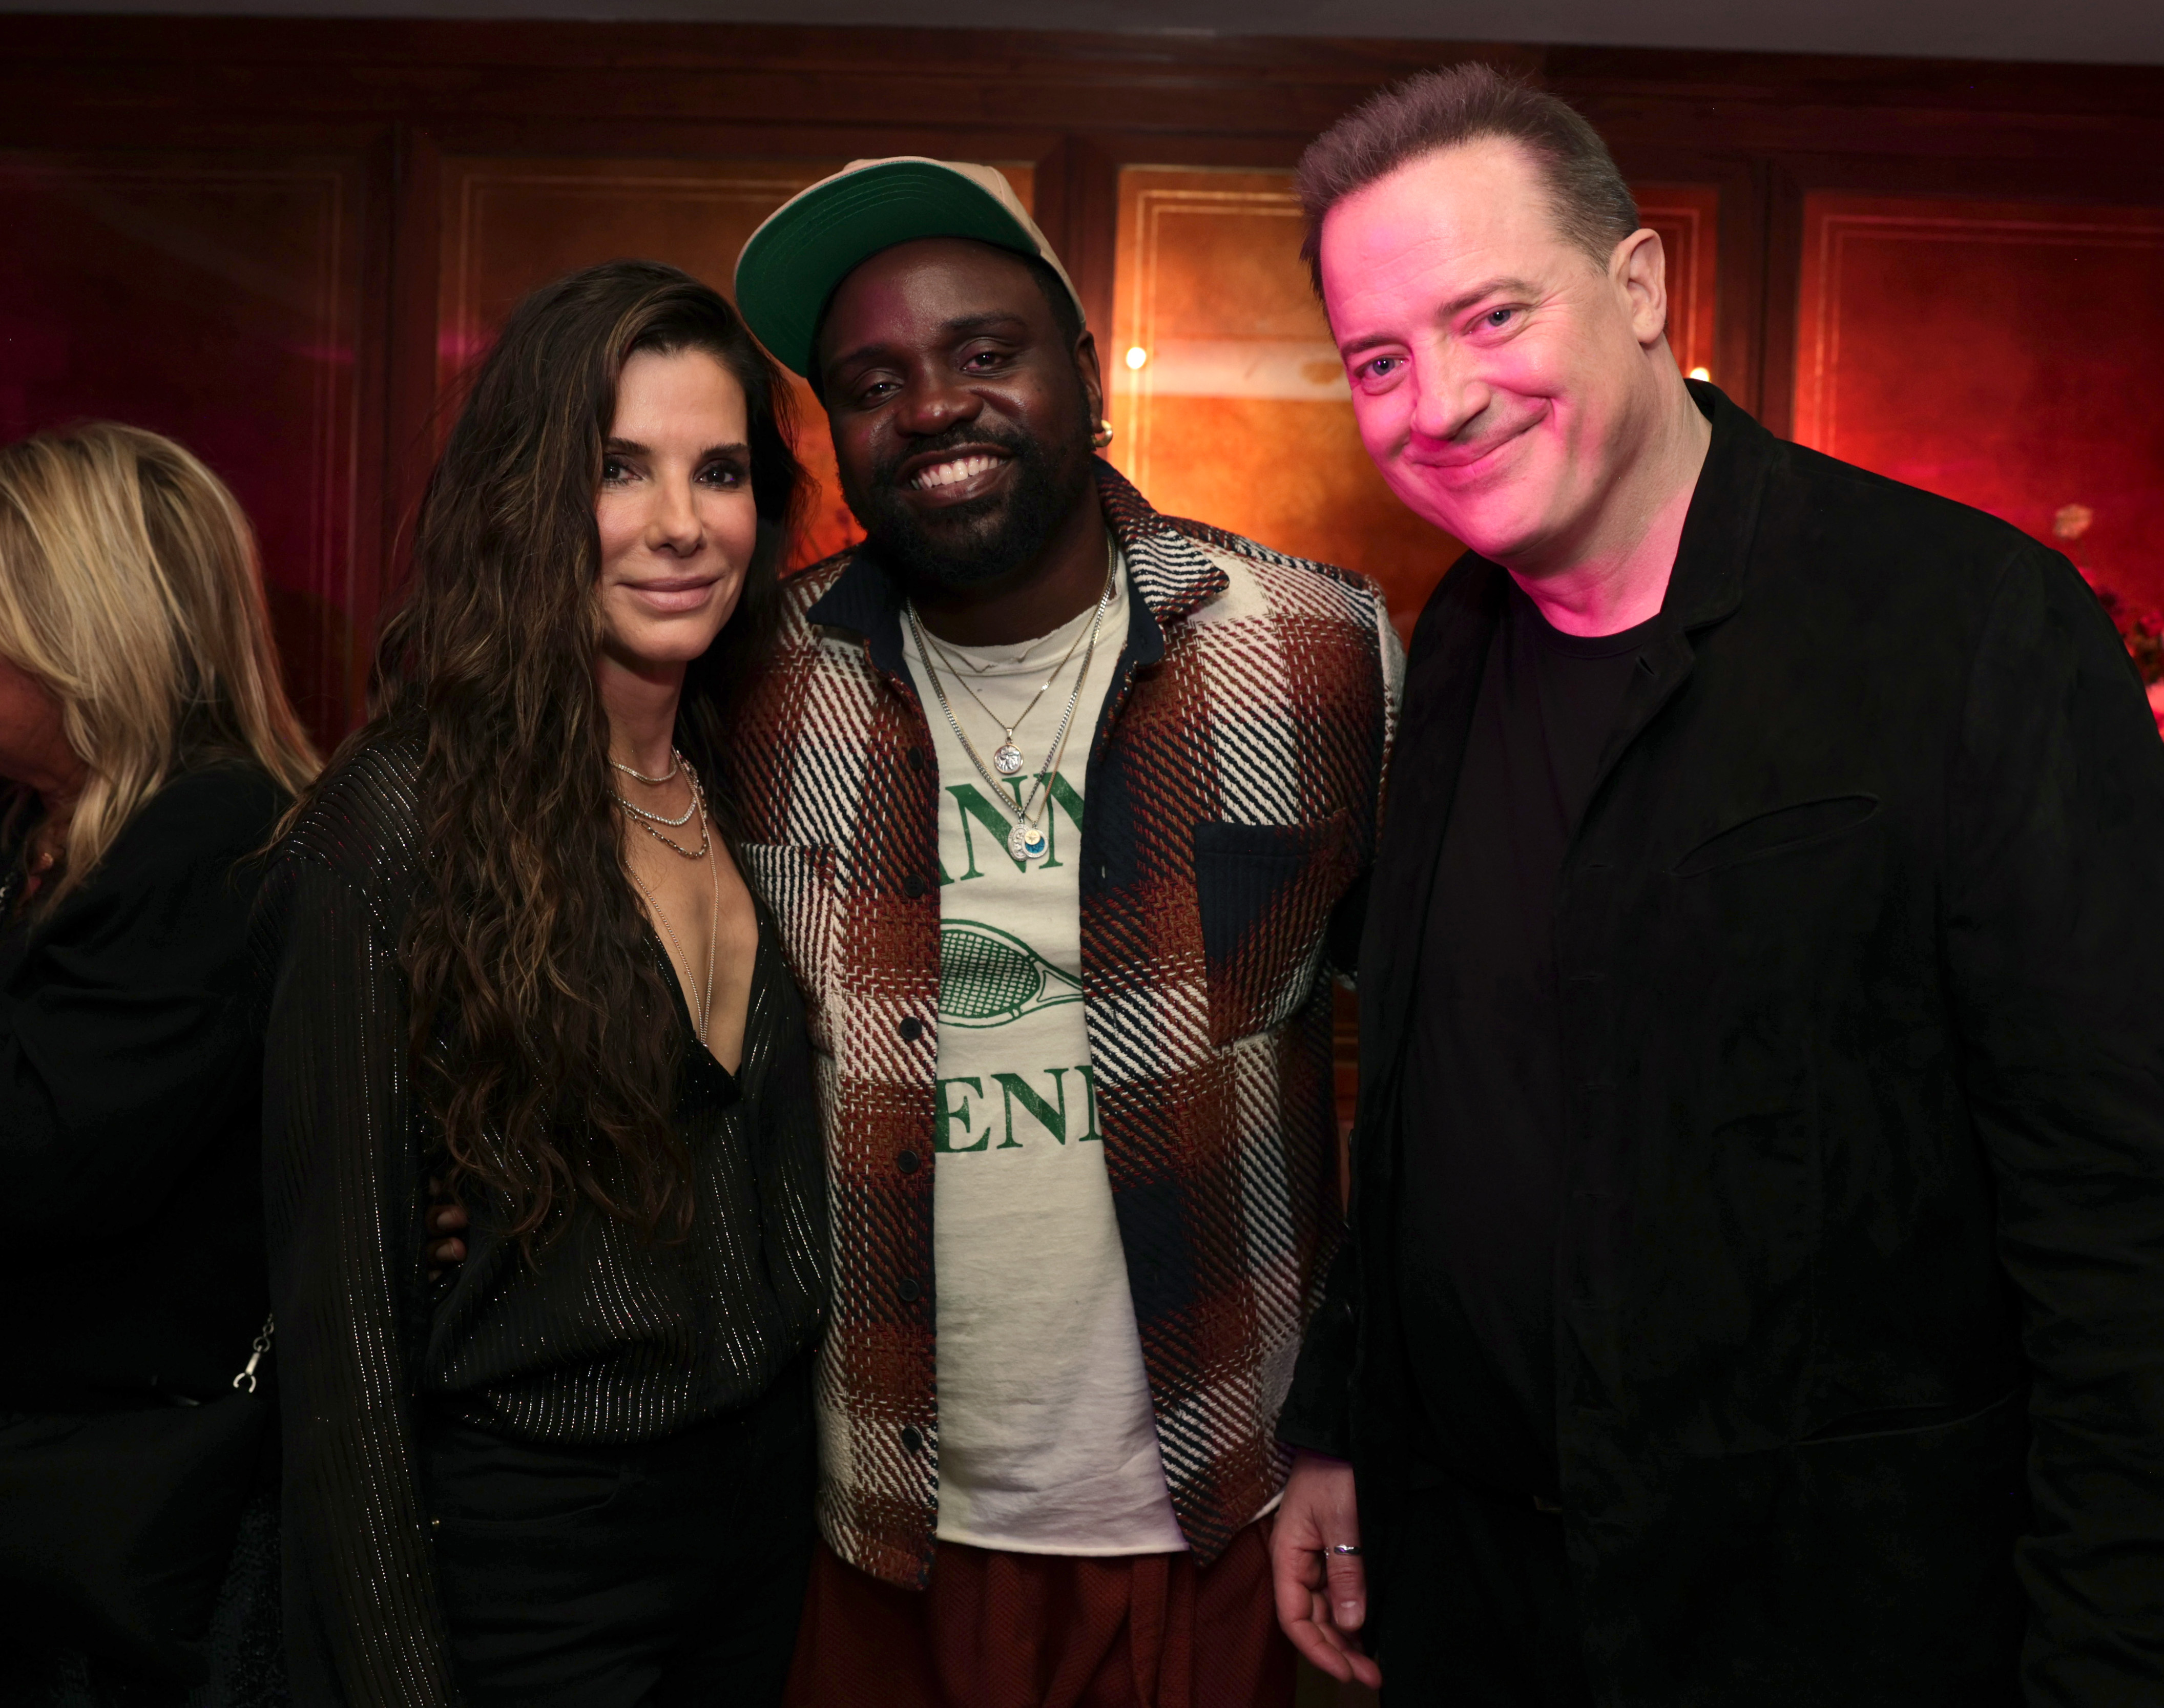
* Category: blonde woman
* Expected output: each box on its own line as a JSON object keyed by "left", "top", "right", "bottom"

{"left": 0, "top": 423, "right": 316, "bottom": 1706}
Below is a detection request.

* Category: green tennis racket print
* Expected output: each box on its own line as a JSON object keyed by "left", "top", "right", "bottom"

{"left": 939, "top": 921, "right": 1084, "bottom": 1029}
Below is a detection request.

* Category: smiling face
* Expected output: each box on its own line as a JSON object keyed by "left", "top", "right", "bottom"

{"left": 1320, "top": 138, "right": 1674, "bottom": 573}
{"left": 593, "top": 346, "right": 758, "bottom": 678}
{"left": 817, "top": 237, "right": 1101, "bottom": 594}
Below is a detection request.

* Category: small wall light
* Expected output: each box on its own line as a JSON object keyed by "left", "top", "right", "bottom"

{"left": 1688, "top": 366, "right": 1711, "bottom": 382}
{"left": 1125, "top": 346, "right": 1149, "bottom": 370}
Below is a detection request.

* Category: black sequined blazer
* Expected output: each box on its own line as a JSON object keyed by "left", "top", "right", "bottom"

{"left": 257, "top": 726, "right": 827, "bottom": 1707}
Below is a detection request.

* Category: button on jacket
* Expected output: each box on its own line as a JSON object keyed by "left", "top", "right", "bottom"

{"left": 723, "top": 462, "right": 1403, "bottom": 1587}
{"left": 1280, "top": 384, "right": 2164, "bottom": 1706}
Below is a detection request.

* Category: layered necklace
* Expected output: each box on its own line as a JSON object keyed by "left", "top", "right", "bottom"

{"left": 611, "top": 748, "right": 717, "bottom": 1040}
{"left": 913, "top": 576, "right": 1104, "bottom": 780}
{"left": 906, "top": 551, "right": 1117, "bottom": 865}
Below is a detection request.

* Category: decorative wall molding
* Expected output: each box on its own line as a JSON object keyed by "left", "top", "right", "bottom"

{"left": 0, "top": 152, "right": 368, "bottom": 738}
{"left": 0, "top": 17, "right": 2159, "bottom": 711}
{"left": 1796, "top": 193, "right": 2164, "bottom": 606}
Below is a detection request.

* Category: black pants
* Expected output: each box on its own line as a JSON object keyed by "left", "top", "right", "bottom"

{"left": 421, "top": 1357, "right": 815, "bottom": 1708}
{"left": 1374, "top": 1474, "right": 1593, "bottom": 1708}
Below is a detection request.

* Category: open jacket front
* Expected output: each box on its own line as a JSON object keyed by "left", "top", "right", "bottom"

{"left": 724, "top": 462, "right": 1402, "bottom": 1587}
{"left": 1280, "top": 385, "right": 2164, "bottom": 1706}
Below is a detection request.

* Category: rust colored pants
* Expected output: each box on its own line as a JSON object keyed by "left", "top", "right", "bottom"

{"left": 783, "top": 1519, "right": 1295, "bottom": 1708}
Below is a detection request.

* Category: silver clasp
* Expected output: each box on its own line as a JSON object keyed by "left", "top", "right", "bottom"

{"left": 233, "top": 1313, "right": 275, "bottom": 1393}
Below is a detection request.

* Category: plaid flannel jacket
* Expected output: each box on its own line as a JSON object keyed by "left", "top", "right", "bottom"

{"left": 722, "top": 463, "right": 1402, "bottom": 1587}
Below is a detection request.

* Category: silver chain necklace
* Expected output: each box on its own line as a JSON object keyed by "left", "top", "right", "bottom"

{"left": 614, "top": 751, "right": 698, "bottom": 828}
{"left": 629, "top": 858, "right": 717, "bottom": 1041}
{"left": 907, "top": 563, "right": 1114, "bottom": 863}
{"left": 619, "top": 759, "right": 718, "bottom": 1039}
{"left": 617, "top": 754, "right": 712, "bottom": 859}
{"left": 610, "top": 752, "right": 679, "bottom": 786}
{"left": 912, "top": 580, "right": 1104, "bottom": 778}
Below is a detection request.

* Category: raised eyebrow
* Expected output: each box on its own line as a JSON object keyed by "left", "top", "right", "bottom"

{"left": 828, "top": 312, "right": 1032, "bottom": 376}
{"left": 943, "top": 311, "right": 1030, "bottom": 338}
{"left": 827, "top": 339, "right": 896, "bottom": 376}
{"left": 1337, "top": 276, "right": 1543, "bottom": 360}
{"left": 1336, "top": 334, "right": 1402, "bottom": 363}
{"left": 604, "top": 439, "right": 748, "bottom": 460}
{"left": 1443, "top": 276, "right": 1541, "bottom": 319}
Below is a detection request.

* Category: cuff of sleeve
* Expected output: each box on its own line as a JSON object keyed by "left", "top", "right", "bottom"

{"left": 1277, "top": 1414, "right": 1354, "bottom": 1462}
{"left": 1278, "top": 1292, "right": 1358, "bottom": 1462}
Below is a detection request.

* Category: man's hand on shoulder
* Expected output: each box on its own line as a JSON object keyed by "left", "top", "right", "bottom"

{"left": 1271, "top": 1449, "right": 1382, "bottom": 1689}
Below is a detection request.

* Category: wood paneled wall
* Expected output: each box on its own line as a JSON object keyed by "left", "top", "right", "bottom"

{"left": 1791, "top": 196, "right": 2164, "bottom": 603}
{"left": 1104, "top": 169, "right": 1729, "bottom": 637}
{"left": 0, "top": 151, "right": 374, "bottom": 739}
{"left": 2, "top": 18, "right": 2162, "bottom": 740}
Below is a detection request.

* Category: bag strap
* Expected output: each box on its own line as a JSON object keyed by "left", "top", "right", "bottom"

{"left": 233, "top": 1314, "right": 275, "bottom": 1394}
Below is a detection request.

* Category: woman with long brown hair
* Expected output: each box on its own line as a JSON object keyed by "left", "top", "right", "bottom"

{"left": 260, "top": 261, "right": 825, "bottom": 1706}
{"left": 0, "top": 422, "right": 316, "bottom": 1704}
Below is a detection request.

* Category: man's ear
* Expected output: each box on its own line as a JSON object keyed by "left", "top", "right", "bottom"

{"left": 1612, "top": 226, "right": 1670, "bottom": 352}
{"left": 1072, "top": 327, "right": 1107, "bottom": 428}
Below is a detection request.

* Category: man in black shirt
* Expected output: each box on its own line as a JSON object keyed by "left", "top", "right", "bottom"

{"left": 1270, "top": 65, "right": 2164, "bottom": 1708}
{"left": 1401, "top": 589, "right": 1661, "bottom": 1508}
{"left": 1393, "top": 592, "right": 1663, "bottom": 1707}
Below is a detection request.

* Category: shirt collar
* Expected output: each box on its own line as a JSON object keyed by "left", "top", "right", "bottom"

{"left": 1663, "top": 378, "right": 1777, "bottom": 632}
{"left": 804, "top": 457, "right": 1228, "bottom": 674}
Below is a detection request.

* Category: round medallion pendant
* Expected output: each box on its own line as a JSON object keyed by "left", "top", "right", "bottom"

{"left": 1009, "top": 821, "right": 1049, "bottom": 862}
{"left": 992, "top": 741, "right": 1025, "bottom": 777}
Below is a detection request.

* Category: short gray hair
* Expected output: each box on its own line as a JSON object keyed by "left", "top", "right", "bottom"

{"left": 1295, "top": 63, "right": 1640, "bottom": 294}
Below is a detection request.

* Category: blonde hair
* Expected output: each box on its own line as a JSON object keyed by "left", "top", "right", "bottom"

{"left": 0, "top": 422, "right": 318, "bottom": 909}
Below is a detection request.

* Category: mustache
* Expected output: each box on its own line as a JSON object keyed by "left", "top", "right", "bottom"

{"left": 869, "top": 421, "right": 1036, "bottom": 492}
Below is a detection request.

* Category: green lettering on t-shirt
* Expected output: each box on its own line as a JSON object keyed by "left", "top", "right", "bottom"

{"left": 992, "top": 1068, "right": 1071, "bottom": 1150}
{"left": 1047, "top": 771, "right": 1086, "bottom": 831}
{"left": 946, "top": 784, "right": 1026, "bottom": 882}
{"left": 998, "top": 770, "right": 1087, "bottom": 870}
{"left": 933, "top": 1076, "right": 988, "bottom": 1152}
{"left": 1073, "top": 1064, "right": 1103, "bottom": 1143}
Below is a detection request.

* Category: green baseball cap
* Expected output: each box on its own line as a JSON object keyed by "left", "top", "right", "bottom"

{"left": 734, "top": 156, "right": 1086, "bottom": 379}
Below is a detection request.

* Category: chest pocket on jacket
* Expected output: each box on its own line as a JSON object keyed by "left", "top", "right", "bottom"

{"left": 1193, "top": 811, "right": 1356, "bottom": 1047}
{"left": 1671, "top": 794, "right": 1880, "bottom": 878}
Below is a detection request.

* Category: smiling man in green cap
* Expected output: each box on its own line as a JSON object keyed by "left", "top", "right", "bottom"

{"left": 721, "top": 157, "right": 1403, "bottom": 1705}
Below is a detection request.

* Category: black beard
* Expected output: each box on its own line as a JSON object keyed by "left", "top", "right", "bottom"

{"left": 842, "top": 416, "right": 1094, "bottom": 595}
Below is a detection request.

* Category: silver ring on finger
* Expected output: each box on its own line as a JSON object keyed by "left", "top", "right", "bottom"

{"left": 1323, "top": 1543, "right": 1363, "bottom": 1556}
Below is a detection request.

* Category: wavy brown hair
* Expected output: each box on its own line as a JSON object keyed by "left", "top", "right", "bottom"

{"left": 362, "top": 260, "right": 805, "bottom": 1245}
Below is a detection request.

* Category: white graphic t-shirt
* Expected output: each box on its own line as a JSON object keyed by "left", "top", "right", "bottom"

{"left": 900, "top": 554, "right": 1188, "bottom": 1556}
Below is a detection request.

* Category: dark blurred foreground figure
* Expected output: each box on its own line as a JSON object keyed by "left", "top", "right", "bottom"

{"left": 258, "top": 262, "right": 827, "bottom": 1707}
{"left": 0, "top": 423, "right": 318, "bottom": 1704}
{"left": 1270, "top": 66, "right": 2164, "bottom": 1707}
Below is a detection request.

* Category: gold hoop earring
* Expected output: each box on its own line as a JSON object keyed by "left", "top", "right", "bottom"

{"left": 1091, "top": 419, "right": 1114, "bottom": 450}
